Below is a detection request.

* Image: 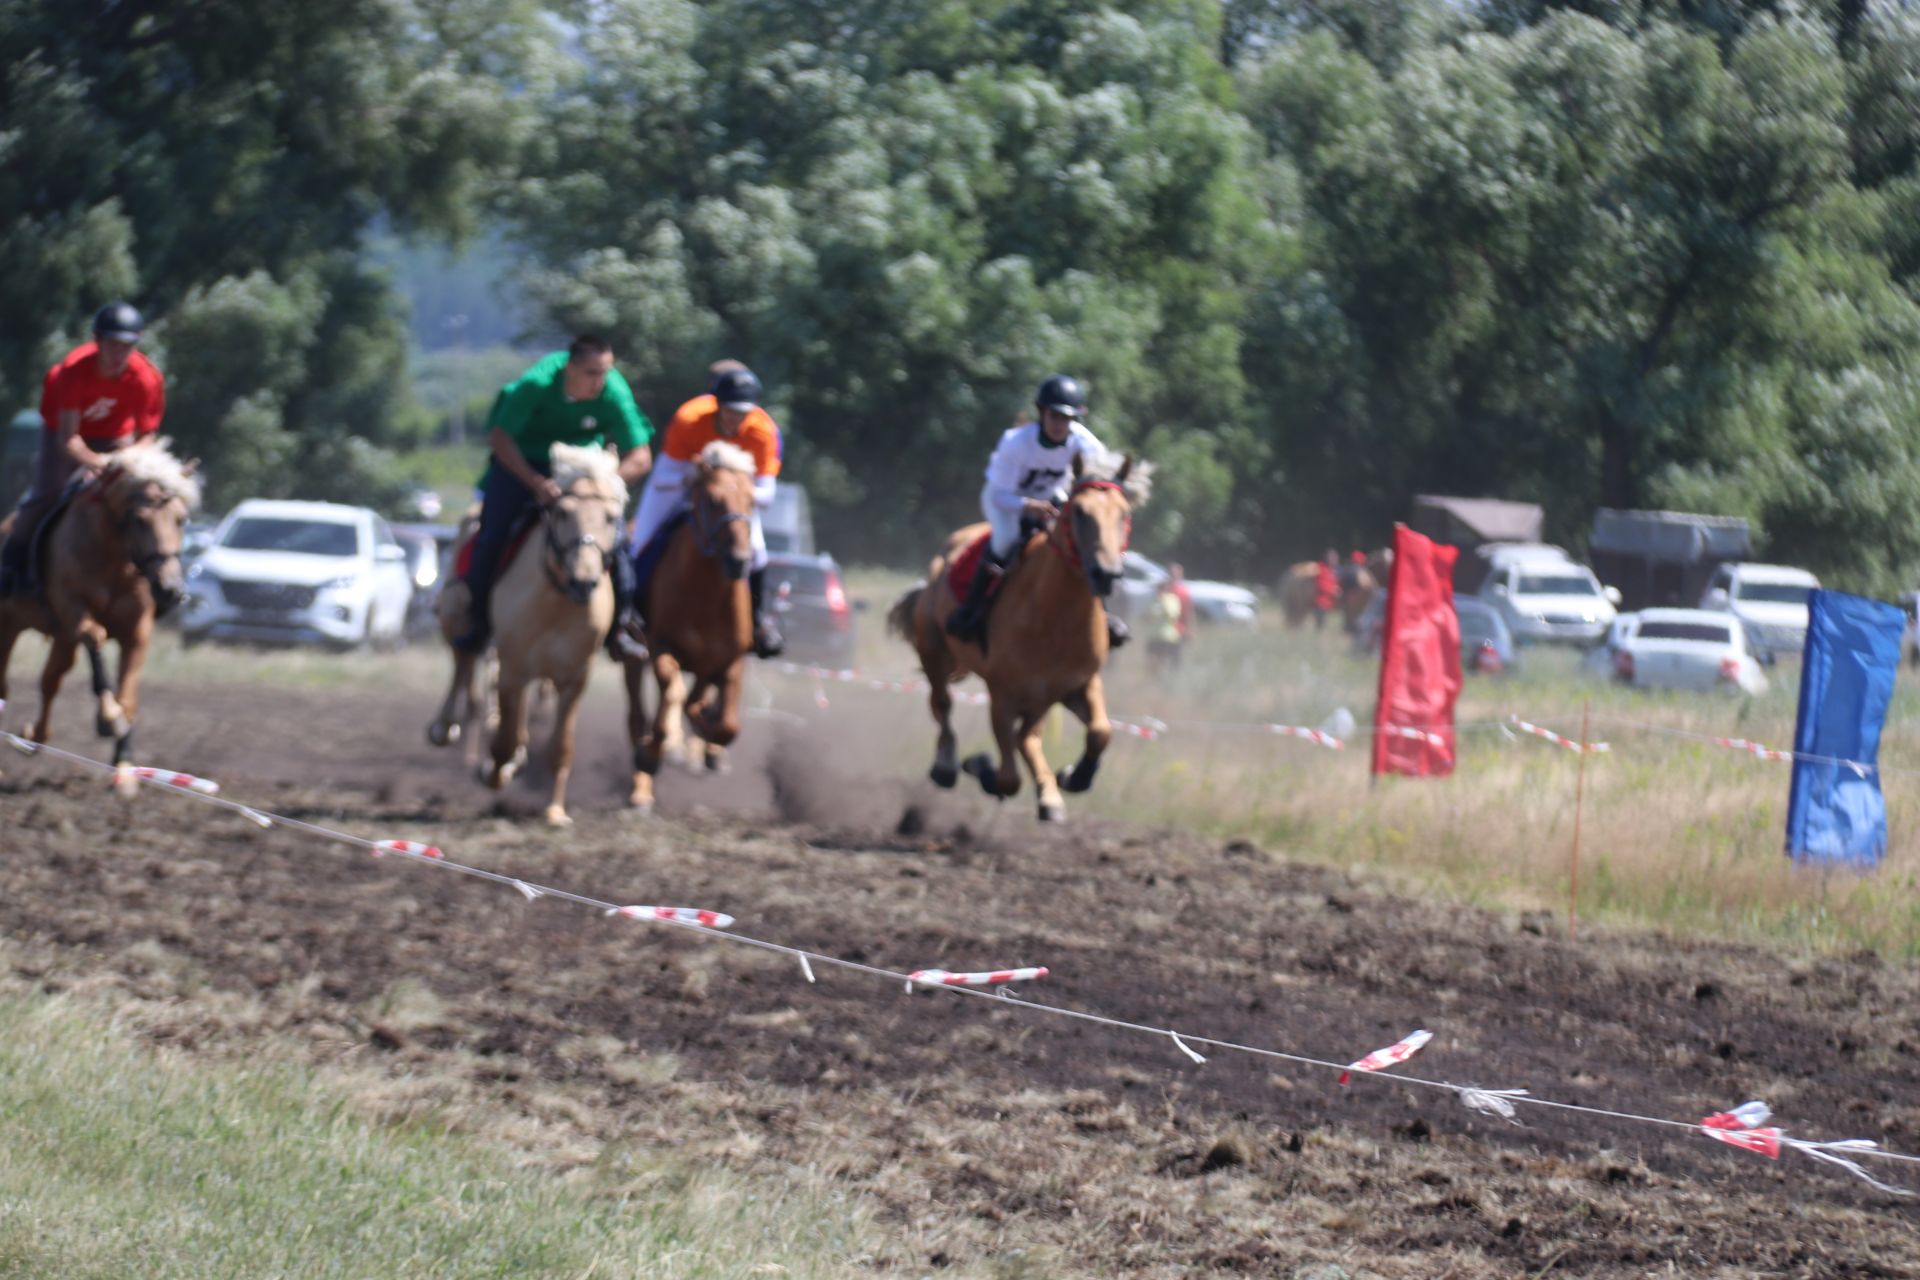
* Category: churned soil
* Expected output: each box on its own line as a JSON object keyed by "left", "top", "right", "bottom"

{"left": 4, "top": 674, "right": 1920, "bottom": 1277}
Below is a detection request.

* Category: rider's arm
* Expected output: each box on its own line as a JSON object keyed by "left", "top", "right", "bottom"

{"left": 487, "top": 426, "right": 559, "bottom": 500}
{"left": 55, "top": 411, "right": 111, "bottom": 471}
{"left": 983, "top": 428, "right": 1035, "bottom": 513}
{"left": 616, "top": 444, "right": 652, "bottom": 486}
{"left": 752, "top": 474, "right": 777, "bottom": 508}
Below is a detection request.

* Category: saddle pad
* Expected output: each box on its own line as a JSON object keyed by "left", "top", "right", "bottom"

{"left": 453, "top": 518, "right": 535, "bottom": 580}
{"left": 946, "top": 531, "right": 994, "bottom": 598}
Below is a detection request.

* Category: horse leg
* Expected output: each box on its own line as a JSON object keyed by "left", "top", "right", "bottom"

{"left": 1059, "top": 678, "right": 1113, "bottom": 794}
{"left": 32, "top": 629, "right": 80, "bottom": 747}
{"left": 622, "top": 655, "right": 655, "bottom": 812}
{"left": 915, "top": 615, "right": 960, "bottom": 788}
{"left": 1018, "top": 710, "right": 1066, "bottom": 822}
{"left": 693, "top": 664, "right": 743, "bottom": 773}
{"left": 961, "top": 699, "right": 1022, "bottom": 801}
{"left": 0, "top": 608, "right": 21, "bottom": 727}
{"left": 659, "top": 662, "right": 690, "bottom": 767}
{"left": 427, "top": 648, "right": 473, "bottom": 748}
{"left": 486, "top": 674, "right": 529, "bottom": 790}
{"left": 84, "top": 622, "right": 127, "bottom": 740}
{"left": 540, "top": 674, "right": 589, "bottom": 827}
{"left": 107, "top": 616, "right": 153, "bottom": 768}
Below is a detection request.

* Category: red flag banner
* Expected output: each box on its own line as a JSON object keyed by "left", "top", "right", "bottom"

{"left": 1371, "top": 524, "right": 1461, "bottom": 778}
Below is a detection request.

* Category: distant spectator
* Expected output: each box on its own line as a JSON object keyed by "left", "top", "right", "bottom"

{"left": 1314, "top": 549, "right": 1340, "bottom": 631}
{"left": 1148, "top": 564, "right": 1194, "bottom": 678}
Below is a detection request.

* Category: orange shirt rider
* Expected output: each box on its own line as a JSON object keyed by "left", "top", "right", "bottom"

{"left": 626, "top": 390, "right": 782, "bottom": 558}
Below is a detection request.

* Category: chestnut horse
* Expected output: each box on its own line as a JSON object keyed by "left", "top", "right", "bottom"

{"left": 0, "top": 442, "right": 198, "bottom": 770}
{"left": 620, "top": 441, "right": 757, "bottom": 813}
{"left": 889, "top": 451, "right": 1150, "bottom": 821}
{"left": 429, "top": 443, "right": 627, "bottom": 827}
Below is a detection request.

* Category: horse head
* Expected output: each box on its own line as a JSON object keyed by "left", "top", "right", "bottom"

{"left": 97, "top": 442, "right": 200, "bottom": 618}
{"left": 687, "top": 441, "right": 756, "bottom": 582}
{"left": 545, "top": 443, "right": 629, "bottom": 605}
{"left": 1063, "top": 450, "right": 1152, "bottom": 599}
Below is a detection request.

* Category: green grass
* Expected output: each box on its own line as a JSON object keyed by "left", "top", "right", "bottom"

{"left": 0, "top": 992, "right": 873, "bottom": 1279}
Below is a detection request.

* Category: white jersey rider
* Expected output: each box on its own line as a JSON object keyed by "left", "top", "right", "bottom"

{"left": 945, "top": 374, "right": 1128, "bottom": 648}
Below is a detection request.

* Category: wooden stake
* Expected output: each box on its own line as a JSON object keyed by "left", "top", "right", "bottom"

{"left": 1569, "top": 698, "right": 1591, "bottom": 942}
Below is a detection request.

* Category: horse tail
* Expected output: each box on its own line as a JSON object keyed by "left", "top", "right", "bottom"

{"left": 887, "top": 583, "right": 925, "bottom": 642}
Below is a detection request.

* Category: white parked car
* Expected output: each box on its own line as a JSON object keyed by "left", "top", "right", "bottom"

{"left": 181, "top": 499, "right": 415, "bottom": 650}
{"left": 1608, "top": 607, "right": 1769, "bottom": 695}
{"left": 1700, "top": 562, "right": 1818, "bottom": 657}
{"left": 1476, "top": 547, "right": 1618, "bottom": 646}
{"left": 1115, "top": 551, "right": 1259, "bottom": 626}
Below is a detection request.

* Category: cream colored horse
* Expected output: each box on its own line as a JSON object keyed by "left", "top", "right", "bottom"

{"left": 429, "top": 443, "right": 626, "bottom": 826}
{"left": 889, "top": 451, "right": 1149, "bottom": 822}
{"left": 0, "top": 442, "right": 198, "bottom": 774}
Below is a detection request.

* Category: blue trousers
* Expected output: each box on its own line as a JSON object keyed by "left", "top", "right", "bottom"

{"left": 463, "top": 461, "right": 545, "bottom": 637}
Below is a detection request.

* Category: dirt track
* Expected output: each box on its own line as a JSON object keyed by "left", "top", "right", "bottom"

{"left": 5, "top": 671, "right": 1920, "bottom": 1277}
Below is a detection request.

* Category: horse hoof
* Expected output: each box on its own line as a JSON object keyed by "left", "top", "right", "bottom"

{"left": 542, "top": 806, "right": 573, "bottom": 828}
{"left": 929, "top": 762, "right": 958, "bottom": 789}
{"left": 113, "top": 766, "right": 139, "bottom": 799}
{"left": 1061, "top": 760, "right": 1098, "bottom": 794}
{"left": 95, "top": 715, "right": 115, "bottom": 739}
{"left": 1038, "top": 800, "right": 1065, "bottom": 823}
{"left": 961, "top": 753, "right": 1002, "bottom": 799}
{"left": 662, "top": 746, "right": 688, "bottom": 769}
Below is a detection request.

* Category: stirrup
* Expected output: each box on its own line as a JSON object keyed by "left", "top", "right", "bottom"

{"left": 752, "top": 623, "right": 784, "bottom": 660}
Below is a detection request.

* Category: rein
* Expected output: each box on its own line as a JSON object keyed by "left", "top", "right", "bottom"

{"left": 540, "top": 492, "right": 616, "bottom": 596}
{"left": 1048, "top": 478, "right": 1131, "bottom": 573}
{"left": 688, "top": 473, "right": 752, "bottom": 560}
{"left": 88, "top": 473, "right": 183, "bottom": 585}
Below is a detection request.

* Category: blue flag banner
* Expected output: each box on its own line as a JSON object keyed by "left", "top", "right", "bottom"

{"left": 1785, "top": 590, "right": 1904, "bottom": 866}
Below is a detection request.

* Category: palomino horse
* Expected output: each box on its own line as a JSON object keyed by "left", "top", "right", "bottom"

{"left": 620, "top": 440, "right": 757, "bottom": 813}
{"left": 889, "top": 451, "right": 1150, "bottom": 821}
{"left": 428, "top": 443, "right": 626, "bottom": 827}
{"left": 0, "top": 442, "right": 199, "bottom": 771}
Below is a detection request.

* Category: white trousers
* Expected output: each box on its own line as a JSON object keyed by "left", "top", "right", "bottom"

{"left": 630, "top": 460, "right": 767, "bottom": 570}
{"left": 983, "top": 485, "right": 1026, "bottom": 559}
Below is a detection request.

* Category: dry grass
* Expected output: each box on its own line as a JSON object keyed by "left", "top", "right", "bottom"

{"left": 832, "top": 569, "right": 1920, "bottom": 958}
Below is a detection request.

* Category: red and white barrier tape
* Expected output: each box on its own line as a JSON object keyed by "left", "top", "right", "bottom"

{"left": 5, "top": 721, "right": 1917, "bottom": 1198}
{"left": 123, "top": 765, "right": 222, "bottom": 794}
{"left": 1509, "top": 716, "right": 1609, "bottom": 755}
{"left": 1268, "top": 724, "right": 1344, "bottom": 750}
{"left": 611, "top": 904, "right": 735, "bottom": 929}
{"left": 1713, "top": 737, "right": 1793, "bottom": 763}
{"left": 907, "top": 966, "right": 1048, "bottom": 990}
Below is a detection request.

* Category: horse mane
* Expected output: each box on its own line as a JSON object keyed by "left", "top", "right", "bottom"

{"left": 109, "top": 439, "right": 202, "bottom": 509}
{"left": 550, "top": 442, "right": 628, "bottom": 507}
{"left": 1082, "top": 450, "right": 1153, "bottom": 508}
{"left": 698, "top": 440, "right": 756, "bottom": 476}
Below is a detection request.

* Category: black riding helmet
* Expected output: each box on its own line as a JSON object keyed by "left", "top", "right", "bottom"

{"left": 713, "top": 367, "right": 763, "bottom": 410}
{"left": 93, "top": 302, "right": 145, "bottom": 343}
{"left": 1035, "top": 373, "right": 1087, "bottom": 420}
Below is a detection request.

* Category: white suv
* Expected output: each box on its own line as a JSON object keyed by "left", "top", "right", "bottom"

{"left": 181, "top": 499, "right": 415, "bottom": 649}
{"left": 1700, "top": 562, "right": 1818, "bottom": 657}
{"left": 1476, "top": 546, "right": 1618, "bottom": 645}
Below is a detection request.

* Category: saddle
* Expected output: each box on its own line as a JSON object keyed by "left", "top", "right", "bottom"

{"left": 453, "top": 506, "right": 540, "bottom": 580}
{"left": 15, "top": 476, "right": 89, "bottom": 598}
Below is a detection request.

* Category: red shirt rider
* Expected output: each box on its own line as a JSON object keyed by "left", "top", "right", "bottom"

{"left": 40, "top": 341, "right": 166, "bottom": 450}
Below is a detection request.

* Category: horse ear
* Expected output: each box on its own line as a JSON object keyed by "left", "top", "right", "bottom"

{"left": 1072, "top": 452, "right": 1085, "bottom": 479}
{"left": 1116, "top": 453, "right": 1133, "bottom": 484}
{"left": 183, "top": 458, "right": 201, "bottom": 476}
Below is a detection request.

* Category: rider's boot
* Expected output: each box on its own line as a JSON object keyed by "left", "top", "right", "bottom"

{"left": 606, "top": 549, "right": 649, "bottom": 661}
{"left": 450, "top": 592, "right": 490, "bottom": 655}
{"left": 1105, "top": 607, "right": 1130, "bottom": 650}
{"left": 944, "top": 553, "right": 1004, "bottom": 644}
{"left": 749, "top": 567, "right": 784, "bottom": 659}
{"left": 0, "top": 528, "right": 26, "bottom": 598}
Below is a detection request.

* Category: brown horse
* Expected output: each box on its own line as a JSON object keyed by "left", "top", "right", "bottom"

{"left": 429, "top": 443, "right": 626, "bottom": 827}
{"left": 620, "top": 441, "right": 758, "bottom": 813}
{"left": 0, "top": 442, "right": 198, "bottom": 771}
{"left": 1279, "top": 552, "right": 1387, "bottom": 631}
{"left": 889, "top": 451, "right": 1149, "bottom": 821}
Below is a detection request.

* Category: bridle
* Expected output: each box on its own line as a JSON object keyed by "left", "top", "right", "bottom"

{"left": 90, "top": 474, "right": 185, "bottom": 587}
{"left": 539, "top": 490, "right": 618, "bottom": 597}
{"left": 688, "top": 468, "right": 752, "bottom": 560}
{"left": 1049, "top": 478, "right": 1131, "bottom": 574}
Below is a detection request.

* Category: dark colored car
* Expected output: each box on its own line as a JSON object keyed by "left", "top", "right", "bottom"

{"left": 762, "top": 551, "right": 856, "bottom": 669}
{"left": 392, "top": 521, "right": 461, "bottom": 637}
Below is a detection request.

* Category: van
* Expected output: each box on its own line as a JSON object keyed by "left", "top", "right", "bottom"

{"left": 762, "top": 483, "right": 815, "bottom": 556}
